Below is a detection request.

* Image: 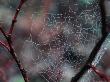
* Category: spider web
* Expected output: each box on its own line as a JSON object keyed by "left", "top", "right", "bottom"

{"left": 14, "top": 0, "right": 102, "bottom": 82}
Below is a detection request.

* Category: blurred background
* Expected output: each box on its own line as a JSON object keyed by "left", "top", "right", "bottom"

{"left": 0, "top": 0, "right": 110, "bottom": 82}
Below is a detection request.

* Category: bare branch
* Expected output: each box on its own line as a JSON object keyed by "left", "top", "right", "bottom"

{"left": 0, "top": 27, "right": 7, "bottom": 38}
{"left": 0, "top": 0, "right": 28, "bottom": 82}
{"left": 7, "top": 38, "right": 29, "bottom": 82}
{"left": 71, "top": 34, "right": 108, "bottom": 82}
{"left": 0, "top": 41, "right": 9, "bottom": 51}
{"left": 90, "top": 65, "right": 110, "bottom": 81}
{"left": 8, "top": 0, "right": 25, "bottom": 36}
{"left": 71, "top": 0, "right": 108, "bottom": 81}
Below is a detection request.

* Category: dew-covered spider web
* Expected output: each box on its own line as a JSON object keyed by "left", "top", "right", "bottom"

{"left": 0, "top": 0, "right": 105, "bottom": 82}
{"left": 15, "top": 0, "right": 103, "bottom": 82}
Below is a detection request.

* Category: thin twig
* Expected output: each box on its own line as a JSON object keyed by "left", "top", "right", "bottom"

{"left": 8, "top": 0, "right": 25, "bottom": 35}
{"left": 0, "top": 41, "right": 9, "bottom": 51}
{"left": 71, "top": 33, "right": 108, "bottom": 82}
{"left": 7, "top": 37, "right": 29, "bottom": 82}
{"left": 71, "top": 0, "right": 107, "bottom": 81}
{"left": 0, "top": 27, "right": 7, "bottom": 38}
{"left": 0, "top": 0, "right": 28, "bottom": 82}
{"left": 0, "top": 27, "right": 29, "bottom": 82}
{"left": 89, "top": 65, "right": 110, "bottom": 82}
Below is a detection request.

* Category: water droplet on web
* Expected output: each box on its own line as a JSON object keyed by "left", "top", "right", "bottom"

{"left": 14, "top": 0, "right": 103, "bottom": 82}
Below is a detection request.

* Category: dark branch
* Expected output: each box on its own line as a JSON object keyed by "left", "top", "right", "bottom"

{"left": 89, "top": 65, "right": 110, "bottom": 81}
{"left": 8, "top": 0, "right": 25, "bottom": 35}
{"left": 71, "top": 0, "right": 108, "bottom": 81}
{"left": 0, "top": 41, "right": 9, "bottom": 51}
{"left": 0, "top": 0, "right": 28, "bottom": 82}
